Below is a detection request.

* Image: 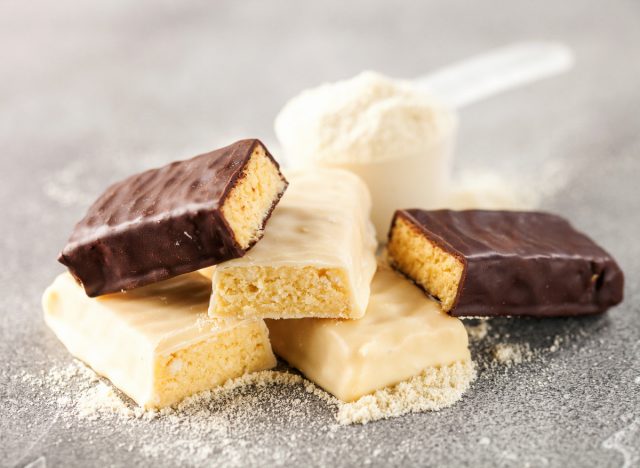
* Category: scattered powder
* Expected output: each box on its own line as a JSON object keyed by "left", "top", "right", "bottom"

{"left": 337, "top": 361, "right": 476, "bottom": 425}
{"left": 492, "top": 343, "right": 533, "bottom": 367}
{"left": 166, "top": 370, "right": 318, "bottom": 417}
{"left": 603, "top": 417, "right": 640, "bottom": 468}
{"left": 18, "top": 362, "right": 337, "bottom": 465}
{"left": 463, "top": 317, "right": 575, "bottom": 371}
{"left": 14, "top": 311, "right": 578, "bottom": 464}
{"left": 42, "top": 160, "right": 96, "bottom": 207}
{"left": 447, "top": 158, "right": 568, "bottom": 212}
{"left": 76, "top": 381, "right": 136, "bottom": 421}
{"left": 446, "top": 171, "right": 535, "bottom": 211}
{"left": 41, "top": 152, "right": 177, "bottom": 208}
{"left": 547, "top": 335, "right": 564, "bottom": 353}
{"left": 62, "top": 362, "right": 474, "bottom": 426}
{"left": 15, "top": 358, "right": 476, "bottom": 465}
{"left": 465, "top": 319, "right": 490, "bottom": 341}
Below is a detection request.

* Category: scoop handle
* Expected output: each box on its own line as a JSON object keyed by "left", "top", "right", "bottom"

{"left": 415, "top": 41, "right": 574, "bottom": 108}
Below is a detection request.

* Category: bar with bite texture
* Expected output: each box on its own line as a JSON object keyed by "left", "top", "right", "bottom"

{"left": 387, "top": 209, "right": 624, "bottom": 317}
{"left": 43, "top": 272, "right": 276, "bottom": 408}
{"left": 58, "top": 139, "right": 288, "bottom": 297}
{"left": 208, "top": 168, "right": 377, "bottom": 320}
{"left": 266, "top": 266, "right": 472, "bottom": 402}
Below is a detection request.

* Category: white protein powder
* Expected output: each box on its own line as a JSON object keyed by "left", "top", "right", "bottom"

{"left": 275, "top": 71, "right": 457, "bottom": 240}
{"left": 275, "top": 71, "right": 456, "bottom": 165}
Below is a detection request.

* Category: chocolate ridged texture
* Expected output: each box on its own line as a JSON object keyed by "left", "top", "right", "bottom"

{"left": 394, "top": 209, "right": 624, "bottom": 317}
{"left": 58, "top": 139, "right": 287, "bottom": 297}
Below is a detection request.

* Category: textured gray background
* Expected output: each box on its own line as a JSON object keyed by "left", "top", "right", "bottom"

{"left": 1, "top": 0, "right": 639, "bottom": 467}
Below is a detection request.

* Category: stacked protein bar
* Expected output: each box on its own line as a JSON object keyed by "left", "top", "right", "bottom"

{"left": 45, "top": 140, "right": 286, "bottom": 408}
{"left": 43, "top": 139, "right": 624, "bottom": 409}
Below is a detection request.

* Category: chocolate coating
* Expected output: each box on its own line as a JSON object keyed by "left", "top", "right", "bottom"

{"left": 393, "top": 209, "right": 624, "bottom": 317}
{"left": 58, "top": 139, "right": 286, "bottom": 297}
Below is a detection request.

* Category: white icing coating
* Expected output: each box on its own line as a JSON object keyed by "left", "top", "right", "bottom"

{"left": 43, "top": 272, "right": 275, "bottom": 407}
{"left": 209, "top": 168, "right": 378, "bottom": 319}
{"left": 267, "top": 267, "right": 471, "bottom": 402}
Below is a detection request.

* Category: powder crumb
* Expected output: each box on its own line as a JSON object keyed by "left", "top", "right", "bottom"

{"left": 467, "top": 317, "right": 572, "bottom": 371}
{"left": 337, "top": 361, "right": 476, "bottom": 425}
{"left": 465, "top": 320, "right": 490, "bottom": 341}
{"left": 492, "top": 343, "right": 533, "bottom": 367}
{"left": 76, "top": 381, "right": 134, "bottom": 420}
{"left": 548, "top": 335, "right": 564, "bottom": 353}
{"left": 56, "top": 396, "right": 71, "bottom": 406}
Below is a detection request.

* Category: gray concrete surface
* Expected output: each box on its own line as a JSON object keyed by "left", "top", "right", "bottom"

{"left": 1, "top": 0, "right": 639, "bottom": 466}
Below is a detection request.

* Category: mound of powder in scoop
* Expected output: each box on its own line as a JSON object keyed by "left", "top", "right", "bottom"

{"left": 275, "top": 71, "right": 456, "bottom": 166}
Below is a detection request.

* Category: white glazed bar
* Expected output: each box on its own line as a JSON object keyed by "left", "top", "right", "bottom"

{"left": 266, "top": 267, "right": 471, "bottom": 402}
{"left": 208, "top": 168, "right": 377, "bottom": 320}
{"left": 43, "top": 272, "right": 276, "bottom": 408}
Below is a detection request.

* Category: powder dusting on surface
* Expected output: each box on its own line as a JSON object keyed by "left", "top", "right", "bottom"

{"left": 603, "top": 416, "right": 640, "bottom": 468}
{"left": 466, "top": 319, "right": 490, "bottom": 341}
{"left": 337, "top": 361, "right": 476, "bottom": 425}
{"left": 47, "top": 362, "right": 475, "bottom": 425}
{"left": 492, "top": 343, "right": 533, "bottom": 367}
{"left": 445, "top": 171, "right": 534, "bottom": 211}
{"left": 14, "top": 358, "right": 476, "bottom": 465}
{"left": 11, "top": 312, "right": 580, "bottom": 465}
{"left": 444, "top": 158, "right": 569, "bottom": 212}
{"left": 463, "top": 318, "right": 573, "bottom": 372}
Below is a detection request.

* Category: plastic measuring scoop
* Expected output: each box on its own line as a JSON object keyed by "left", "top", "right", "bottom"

{"left": 416, "top": 41, "right": 574, "bottom": 108}
{"left": 276, "top": 41, "right": 575, "bottom": 240}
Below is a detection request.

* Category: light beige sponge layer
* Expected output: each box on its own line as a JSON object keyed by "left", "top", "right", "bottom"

{"left": 387, "top": 215, "right": 464, "bottom": 312}
{"left": 222, "top": 143, "right": 288, "bottom": 250}
{"left": 214, "top": 266, "right": 351, "bottom": 319}
{"left": 43, "top": 272, "right": 276, "bottom": 409}
{"left": 209, "top": 168, "right": 377, "bottom": 320}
